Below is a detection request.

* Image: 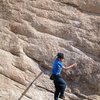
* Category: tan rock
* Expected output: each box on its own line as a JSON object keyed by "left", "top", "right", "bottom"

{"left": 0, "top": 0, "right": 100, "bottom": 100}
{"left": 54, "top": 0, "right": 100, "bottom": 14}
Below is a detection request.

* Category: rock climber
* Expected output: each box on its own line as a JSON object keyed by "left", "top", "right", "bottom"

{"left": 51, "top": 52, "right": 77, "bottom": 100}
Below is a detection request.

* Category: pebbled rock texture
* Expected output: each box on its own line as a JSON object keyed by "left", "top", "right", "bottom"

{"left": 0, "top": 0, "right": 100, "bottom": 100}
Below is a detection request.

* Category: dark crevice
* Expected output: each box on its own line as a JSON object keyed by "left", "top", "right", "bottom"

{"left": 12, "top": 64, "right": 27, "bottom": 73}
{"left": 73, "top": 92, "right": 88, "bottom": 99}
{"left": 0, "top": 73, "right": 25, "bottom": 86}
{"left": 24, "top": 94, "right": 32, "bottom": 99}
{"left": 10, "top": 50, "right": 20, "bottom": 57}
{"left": 61, "top": 2, "right": 79, "bottom": 10}
{"left": 14, "top": 84, "right": 25, "bottom": 90}
{"left": 35, "top": 84, "right": 54, "bottom": 93}
{"left": 85, "top": 53, "right": 100, "bottom": 62}
{"left": 24, "top": 50, "right": 52, "bottom": 73}
{"left": 35, "top": 84, "right": 89, "bottom": 100}
{"left": 75, "top": 46, "right": 100, "bottom": 62}
{"left": 53, "top": 0, "right": 82, "bottom": 12}
{"left": 54, "top": 0, "right": 100, "bottom": 16}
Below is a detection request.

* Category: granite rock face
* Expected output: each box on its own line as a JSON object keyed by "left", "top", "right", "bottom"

{"left": 54, "top": 0, "right": 100, "bottom": 14}
{"left": 0, "top": 0, "right": 100, "bottom": 100}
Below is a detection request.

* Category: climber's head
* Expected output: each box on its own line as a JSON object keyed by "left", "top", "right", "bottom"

{"left": 57, "top": 53, "right": 64, "bottom": 61}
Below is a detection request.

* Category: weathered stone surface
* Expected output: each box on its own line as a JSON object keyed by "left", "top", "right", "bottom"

{"left": 54, "top": 0, "right": 100, "bottom": 14}
{"left": 0, "top": 0, "right": 100, "bottom": 100}
{"left": 0, "top": 72, "right": 25, "bottom": 100}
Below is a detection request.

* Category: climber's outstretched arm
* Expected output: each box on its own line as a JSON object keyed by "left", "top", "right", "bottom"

{"left": 63, "top": 63, "right": 77, "bottom": 70}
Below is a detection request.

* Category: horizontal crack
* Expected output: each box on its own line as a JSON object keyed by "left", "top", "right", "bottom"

{"left": 24, "top": 94, "right": 32, "bottom": 99}
{"left": 54, "top": 0, "right": 100, "bottom": 16}
{"left": 0, "top": 73, "right": 25, "bottom": 86}
{"left": 35, "top": 84, "right": 54, "bottom": 94}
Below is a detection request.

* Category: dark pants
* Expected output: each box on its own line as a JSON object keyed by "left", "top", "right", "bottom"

{"left": 53, "top": 75, "right": 67, "bottom": 100}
